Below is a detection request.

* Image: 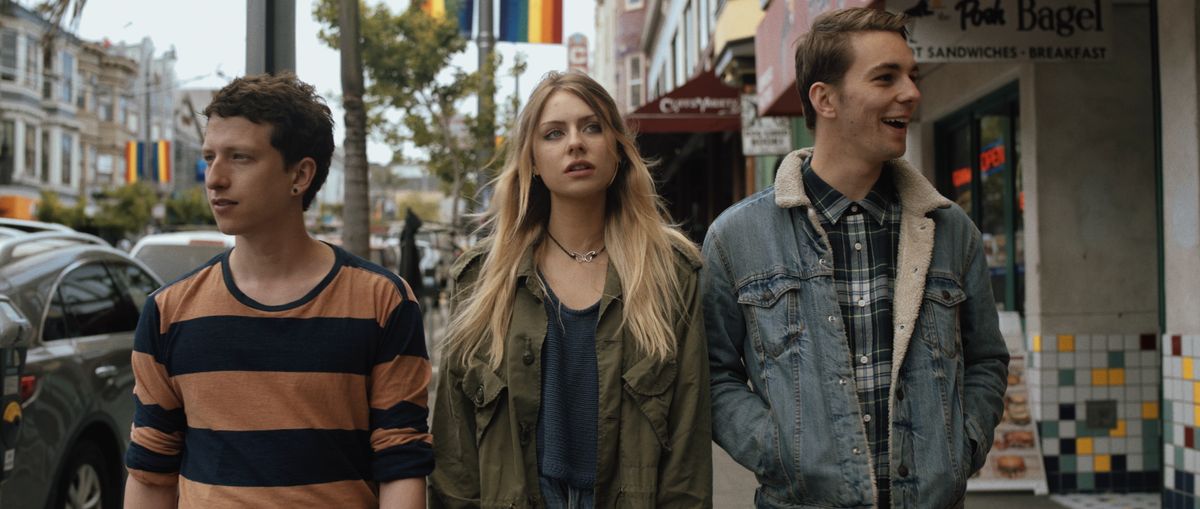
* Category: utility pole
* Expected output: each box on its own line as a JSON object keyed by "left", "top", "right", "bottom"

{"left": 474, "top": 0, "right": 496, "bottom": 217}
{"left": 246, "top": 0, "right": 296, "bottom": 75}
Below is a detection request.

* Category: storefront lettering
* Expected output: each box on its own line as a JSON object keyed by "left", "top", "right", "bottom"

{"left": 659, "top": 97, "right": 740, "bottom": 115}
{"left": 1018, "top": 0, "right": 1103, "bottom": 37}
{"left": 955, "top": 0, "right": 1006, "bottom": 31}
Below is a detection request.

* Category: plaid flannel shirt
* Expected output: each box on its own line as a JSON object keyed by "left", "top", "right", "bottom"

{"left": 802, "top": 159, "right": 901, "bottom": 506}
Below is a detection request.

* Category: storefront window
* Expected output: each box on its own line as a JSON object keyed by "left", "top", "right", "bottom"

{"left": 935, "top": 84, "right": 1024, "bottom": 315}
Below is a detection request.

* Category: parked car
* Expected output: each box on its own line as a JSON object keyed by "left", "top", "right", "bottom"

{"left": 129, "top": 230, "right": 235, "bottom": 282}
{"left": 0, "top": 230, "right": 163, "bottom": 509}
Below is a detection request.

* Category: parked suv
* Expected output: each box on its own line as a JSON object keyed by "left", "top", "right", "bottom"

{"left": 129, "top": 230, "right": 234, "bottom": 282}
{"left": 0, "top": 228, "right": 163, "bottom": 509}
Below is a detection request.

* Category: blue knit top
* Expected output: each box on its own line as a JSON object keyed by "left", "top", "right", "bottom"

{"left": 536, "top": 276, "right": 600, "bottom": 488}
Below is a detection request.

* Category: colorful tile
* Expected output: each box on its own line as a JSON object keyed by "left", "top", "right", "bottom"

{"left": 1060, "top": 335, "right": 1076, "bottom": 353}
{"left": 1109, "top": 368, "right": 1125, "bottom": 385}
{"left": 1079, "top": 437, "right": 1095, "bottom": 455}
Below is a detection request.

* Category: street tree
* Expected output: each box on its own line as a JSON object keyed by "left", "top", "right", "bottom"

{"left": 314, "top": 0, "right": 498, "bottom": 234}
{"left": 338, "top": 0, "right": 371, "bottom": 258}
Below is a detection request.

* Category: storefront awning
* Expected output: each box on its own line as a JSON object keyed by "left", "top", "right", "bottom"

{"left": 627, "top": 72, "right": 741, "bottom": 134}
{"left": 755, "top": 0, "right": 877, "bottom": 117}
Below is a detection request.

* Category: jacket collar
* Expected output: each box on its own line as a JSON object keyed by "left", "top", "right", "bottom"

{"left": 774, "top": 148, "right": 952, "bottom": 216}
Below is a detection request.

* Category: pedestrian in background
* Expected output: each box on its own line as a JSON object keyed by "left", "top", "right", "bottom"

{"left": 123, "top": 73, "right": 432, "bottom": 508}
{"left": 703, "top": 8, "right": 1009, "bottom": 508}
{"left": 429, "top": 71, "right": 711, "bottom": 508}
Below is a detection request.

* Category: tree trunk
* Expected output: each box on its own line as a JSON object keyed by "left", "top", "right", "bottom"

{"left": 340, "top": 0, "right": 370, "bottom": 258}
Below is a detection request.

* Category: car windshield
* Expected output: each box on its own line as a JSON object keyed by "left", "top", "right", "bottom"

{"left": 133, "top": 244, "right": 228, "bottom": 282}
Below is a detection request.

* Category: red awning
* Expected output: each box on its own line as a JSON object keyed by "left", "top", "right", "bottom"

{"left": 626, "top": 72, "right": 741, "bottom": 133}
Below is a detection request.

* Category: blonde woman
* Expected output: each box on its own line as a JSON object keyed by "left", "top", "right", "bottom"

{"left": 429, "top": 71, "right": 711, "bottom": 508}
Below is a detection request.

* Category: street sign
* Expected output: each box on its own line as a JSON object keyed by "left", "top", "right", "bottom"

{"left": 568, "top": 33, "right": 588, "bottom": 73}
{"left": 741, "top": 94, "right": 792, "bottom": 156}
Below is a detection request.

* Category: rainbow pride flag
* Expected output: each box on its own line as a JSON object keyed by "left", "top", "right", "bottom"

{"left": 499, "top": 0, "right": 562, "bottom": 44}
{"left": 125, "top": 140, "right": 171, "bottom": 184}
{"left": 422, "top": 0, "right": 474, "bottom": 35}
{"left": 125, "top": 141, "right": 139, "bottom": 184}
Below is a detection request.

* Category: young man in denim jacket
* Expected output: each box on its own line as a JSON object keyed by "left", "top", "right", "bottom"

{"left": 703, "top": 8, "right": 1009, "bottom": 508}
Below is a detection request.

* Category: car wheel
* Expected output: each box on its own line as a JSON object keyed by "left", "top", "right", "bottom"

{"left": 58, "top": 441, "right": 111, "bottom": 509}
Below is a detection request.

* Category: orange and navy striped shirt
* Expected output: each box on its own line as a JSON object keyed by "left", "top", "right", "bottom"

{"left": 125, "top": 244, "right": 433, "bottom": 508}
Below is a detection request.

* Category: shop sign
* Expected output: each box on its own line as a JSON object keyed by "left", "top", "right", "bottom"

{"left": 567, "top": 33, "right": 588, "bottom": 73}
{"left": 741, "top": 94, "right": 793, "bottom": 156}
{"left": 894, "top": 0, "right": 1112, "bottom": 62}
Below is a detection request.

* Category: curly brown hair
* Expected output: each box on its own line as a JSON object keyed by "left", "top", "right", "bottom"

{"left": 204, "top": 72, "right": 335, "bottom": 210}
{"left": 794, "top": 8, "right": 909, "bottom": 131}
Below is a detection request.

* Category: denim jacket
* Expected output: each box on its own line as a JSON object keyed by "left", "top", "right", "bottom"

{"left": 702, "top": 149, "right": 1009, "bottom": 508}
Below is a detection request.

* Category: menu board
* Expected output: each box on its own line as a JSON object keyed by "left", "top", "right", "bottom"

{"left": 968, "top": 356, "right": 1049, "bottom": 493}
{"left": 968, "top": 311, "right": 1049, "bottom": 494}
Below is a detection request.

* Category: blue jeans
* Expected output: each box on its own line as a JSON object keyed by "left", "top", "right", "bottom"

{"left": 539, "top": 476, "right": 594, "bottom": 509}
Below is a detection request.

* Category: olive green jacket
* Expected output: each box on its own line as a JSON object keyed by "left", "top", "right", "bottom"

{"left": 429, "top": 240, "right": 713, "bottom": 508}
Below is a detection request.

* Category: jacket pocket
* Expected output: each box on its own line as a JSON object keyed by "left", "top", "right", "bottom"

{"left": 622, "top": 355, "right": 678, "bottom": 450}
{"left": 736, "top": 273, "right": 805, "bottom": 358}
{"left": 461, "top": 365, "right": 507, "bottom": 447}
{"left": 921, "top": 273, "right": 967, "bottom": 358}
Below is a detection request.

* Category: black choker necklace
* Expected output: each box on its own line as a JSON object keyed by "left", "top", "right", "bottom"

{"left": 546, "top": 232, "right": 605, "bottom": 263}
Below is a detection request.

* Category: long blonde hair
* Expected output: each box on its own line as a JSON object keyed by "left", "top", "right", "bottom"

{"left": 444, "top": 71, "right": 699, "bottom": 369}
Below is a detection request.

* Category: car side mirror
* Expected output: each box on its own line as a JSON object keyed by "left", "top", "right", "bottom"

{"left": 0, "top": 295, "right": 31, "bottom": 486}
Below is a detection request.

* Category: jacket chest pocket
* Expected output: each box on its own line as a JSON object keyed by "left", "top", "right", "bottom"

{"left": 622, "top": 355, "right": 678, "bottom": 451}
{"left": 737, "top": 274, "right": 805, "bottom": 358}
{"left": 920, "top": 274, "right": 967, "bottom": 358}
{"left": 461, "top": 365, "right": 508, "bottom": 447}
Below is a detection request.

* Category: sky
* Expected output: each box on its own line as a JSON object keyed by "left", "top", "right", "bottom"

{"left": 63, "top": 0, "right": 596, "bottom": 164}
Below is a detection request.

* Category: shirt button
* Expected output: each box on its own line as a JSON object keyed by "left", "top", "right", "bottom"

{"left": 828, "top": 315, "right": 837, "bottom": 323}
{"left": 851, "top": 205, "right": 860, "bottom": 213}
{"left": 863, "top": 414, "right": 872, "bottom": 423}
{"left": 857, "top": 298, "right": 867, "bottom": 308}
{"left": 854, "top": 242, "right": 863, "bottom": 251}
{"left": 852, "top": 447, "right": 862, "bottom": 455}
{"left": 523, "top": 352, "right": 535, "bottom": 365}
{"left": 859, "top": 355, "right": 869, "bottom": 364}
{"left": 898, "top": 465, "right": 910, "bottom": 477}
{"left": 839, "top": 378, "right": 848, "bottom": 385}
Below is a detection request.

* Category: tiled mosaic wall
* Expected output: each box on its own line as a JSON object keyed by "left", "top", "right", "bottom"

{"left": 1029, "top": 333, "right": 1162, "bottom": 493}
{"left": 1163, "top": 334, "right": 1200, "bottom": 508}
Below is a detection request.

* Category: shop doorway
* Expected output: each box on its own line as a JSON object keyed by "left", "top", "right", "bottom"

{"left": 935, "top": 83, "right": 1024, "bottom": 315}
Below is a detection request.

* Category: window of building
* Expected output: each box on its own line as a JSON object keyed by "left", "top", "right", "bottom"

{"left": 684, "top": 4, "right": 695, "bottom": 77}
{"left": 673, "top": 35, "right": 683, "bottom": 89}
{"left": 41, "top": 130, "right": 50, "bottom": 183}
{"left": 61, "top": 132, "right": 73, "bottom": 186}
{"left": 59, "top": 51, "right": 74, "bottom": 104}
{"left": 0, "top": 121, "right": 14, "bottom": 184}
{"left": 85, "top": 143, "right": 96, "bottom": 183}
{"left": 24, "top": 124, "right": 36, "bottom": 177}
{"left": 627, "top": 54, "right": 643, "bottom": 110}
{"left": 24, "top": 36, "right": 38, "bottom": 88}
{"left": 935, "top": 83, "right": 1023, "bottom": 314}
{"left": 98, "top": 92, "right": 112, "bottom": 122}
{"left": 1, "top": 30, "right": 18, "bottom": 81}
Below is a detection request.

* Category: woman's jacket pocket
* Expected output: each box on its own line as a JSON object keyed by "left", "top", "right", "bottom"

{"left": 622, "top": 355, "right": 678, "bottom": 450}
{"left": 461, "top": 365, "right": 507, "bottom": 447}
